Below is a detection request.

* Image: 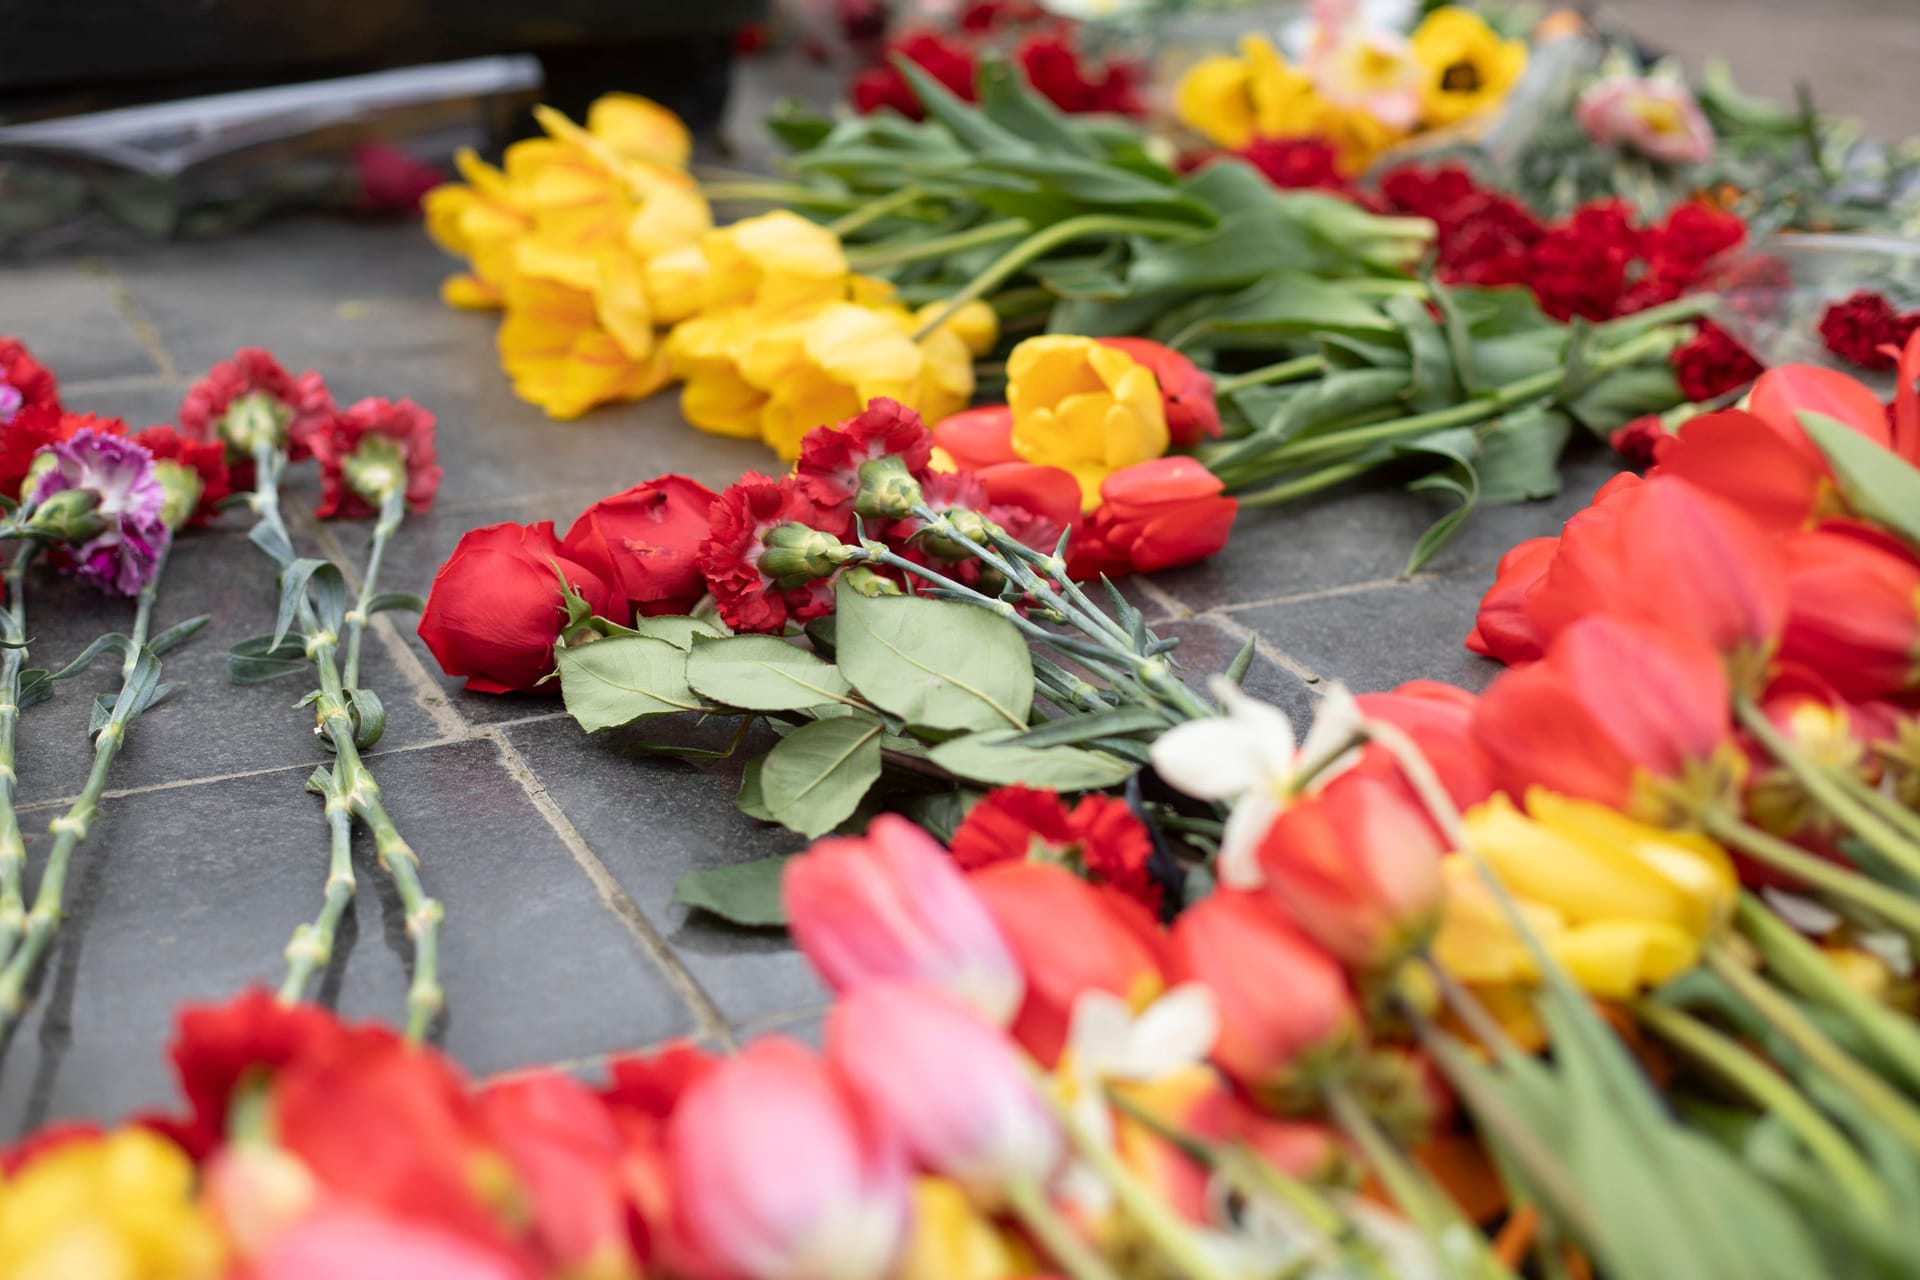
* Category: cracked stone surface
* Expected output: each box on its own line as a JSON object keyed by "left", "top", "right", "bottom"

{"left": 0, "top": 6, "right": 1891, "bottom": 1135}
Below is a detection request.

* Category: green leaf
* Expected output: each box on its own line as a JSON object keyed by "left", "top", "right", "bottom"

{"left": 248, "top": 518, "right": 296, "bottom": 568}
{"left": 1179, "top": 159, "right": 1286, "bottom": 219}
{"left": 672, "top": 855, "right": 794, "bottom": 927}
{"left": 148, "top": 613, "right": 212, "bottom": 657}
{"left": 929, "top": 728, "right": 1135, "bottom": 788}
{"left": 737, "top": 755, "right": 774, "bottom": 822}
{"left": 759, "top": 715, "right": 884, "bottom": 838}
{"left": 1397, "top": 429, "right": 1481, "bottom": 574}
{"left": 364, "top": 591, "right": 427, "bottom": 617}
{"left": 835, "top": 583, "right": 1032, "bottom": 733}
{"left": 893, "top": 56, "right": 1031, "bottom": 156}
{"left": 346, "top": 687, "right": 385, "bottom": 749}
{"left": 51, "top": 632, "right": 131, "bottom": 680}
{"left": 629, "top": 615, "right": 725, "bottom": 651}
{"left": 1009, "top": 705, "right": 1167, "bottom": 749}
{"left": 15, "top": 669, "right": 52, "bottom": 709}
{"left": 1225, "top": 632, "right": 1257, "bottom": 685}
{"left": 557, "top": 636, "right": 707, "bottom": 732}
{"left": 1800, "top": 411, "right": 1920, "bottom": 549}
{"left": 1158, "top": 274, "right": 1397, "bottom": 349}
{"left": 1563, "top": 361, "right": 1684, "bottom": 435}
{"left": 273, "top": 558, "right": 346, "bottom": 649}
{"left": 228, "top": 634, "right": 309, "bottom": 684}
{"left": 1477, "top": 407, "right": 1573, "bottom": 505}
{"left": 976, "top": 62, "right": 1098, "bottom": 158}
{"left": 1386, "top": 294, "right": 1459, "bottom": 411}
{"left": 1129, "top": 211, "right": 1346, "bottom": 295}
{"left": 685, "top": 635, "right": 856, "bottom": 712}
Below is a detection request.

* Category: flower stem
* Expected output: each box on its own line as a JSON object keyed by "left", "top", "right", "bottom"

{"left": 845, "top": 218, "right": 1030, "bottom": 272}
{"left": 1705, "top": 942, "right": 1920, "bottom": 1155}
{"left": 1004, "top": 1180, "right": 1123, "bottom": 1280}
{"left": 911, "top": 214, "right": 1204, "bottom": 342}
{"left": 697, "top": 181, "right": 865, "bottom": 211}
{"left": 277, "top": 766, "right": 357, "bottom": 1005}
{"left": 1634, "top": 997, "right": 1890, "bottom": 1216}
{"left": 0, "top": 543, "right": 37, "bottom": 966}
{"left": 1214, "top": 355, "right": 1326, "bottom": 397}
{"left": 1235, "top": 459, "right": 1378, "bottom": 508}
{"left": 122, "top": 540, "right": 168, "bottom": 683}
{"left": 343, "top": 488, "right": 404, "bottom": 691}
{"left": 829, "top": 185, "right": 931, "bottom": 238}
{"left": 1699, "top": 809, "right": 1920, "bottom": 941}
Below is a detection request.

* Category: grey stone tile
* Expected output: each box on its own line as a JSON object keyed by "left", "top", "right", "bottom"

{"left": 0, "top": 739, "right": 697, "bottom": 1138}
{"left": 1152, "top": 444, "right": 1622, "bottom": 613}
{"left": 1157, "top": 616, "right": 1319, "bottom": 731}
{"left": 1229, "top": 572, "right": 1508, "bottom": 696}
{"left": 502, "top": 715, "right": 824, "bottom": 1031}
{"left": 0, "top": 261, "right": 163, "bottom": 383}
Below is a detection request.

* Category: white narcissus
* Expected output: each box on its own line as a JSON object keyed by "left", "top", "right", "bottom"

{"left": 1149, "top": 678, "right": 1363, "bottom": 889}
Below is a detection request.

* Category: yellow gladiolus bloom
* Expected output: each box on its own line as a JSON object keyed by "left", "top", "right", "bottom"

{"left": 1175, "top": 35, "right": 1320, "bottom": 150}
{"left": 0, "top": 1128, "right": 225, "bottom": 1280}
{"left": 1007, "top": 335, "right": 1169, "bottom": 510}
{"left": 585, "top": 92, "right": 694, "bottom": 170}
{"left": 1409, "top": 7, "right": 1528, "bottom": 127}
{"left": 895, "top": 1178, "right": 1033, "bottom": 1280}
{"left": 1434, "top": 790, "right": 1735, "bottom": 1000}
{"left": 498, "top": 265, "right": 672, "bottom": 420}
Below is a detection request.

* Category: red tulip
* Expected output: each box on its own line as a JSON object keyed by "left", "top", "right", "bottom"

{"left": 1778, "top": 520, "right": 1920, "bottom": 699}
{"left": 785, "top": 814, "right": 1024, "bottom": 1025}
{"left": 561, "top": 475, "right": 720, "bottom": 618}
{"left": 1650, "top": 408, "right": 1837, "bottom": 533}
{"left": 968, "top": 861, "right": 1165, "bottom": 1066}
{"left": 476, "top": 1073, "right": 636, "bottom": 1278}
{"left": 666, "top": 1038, "right": 909, "bottom": 1280}
{"left": 1255, "top": 770, "right": 1449, "bottom": 968}
{"left": 1167, "top": 890, "right": 1359, "bottom": 1097}
{"left": 1474, "top": 615, "right": 1734, "bottom": 815}
{"left": 1353, "top": 681, "right": 1496, "bottom": 811}
{"left": 1098, "top": 337, "right": 1222, "bottom": 446}
{"left": 1068, "top": 456, "right": 1238, "bottom": 578}
{"left": 1889, "top": 327, "right": 1920, "bottom": 464}
{"left": 931, "top": 404, "right": 1017, "bottom": 471}
{"left": 1464, "top": 535, "right": 1557, "bottom": 664}
{"left": 1747, "top": 363, "right": 1891, "bottom": 449}
{"left": 826, "top": 982, "right": 1060, "bottom": 1205}
{"left": 974, "top": 460, "right": 1083, "bottom": 534}
{"left": 251, "top": 1207, "right": 529, "bottom": 1280}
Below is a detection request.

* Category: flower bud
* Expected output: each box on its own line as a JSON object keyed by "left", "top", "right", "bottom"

{"left": 757, "top": 521, "right": 847, "bottom": 588}
{"left": 220, "top": 390, "right": 292, "bottom": 453}
{"left": 853, "top": 454, "right": 926, "bottom": 520}
{"left": 25, "top": 486, "right": 106, "bottom": 544}
{"left": 152, "top": 459, "right": 207, "bottom": 532}
{"left": 342, "top": 434, "right": 407, "bottom": 507}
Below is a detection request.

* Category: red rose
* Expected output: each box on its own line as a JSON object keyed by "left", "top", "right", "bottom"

{"left": 0, "top": 336, "right": 60, "bottom": 424}
{"left": 418, "top": 521, "right": 619, "bottom": 694}
{"left": 1098, "top": 337, "right": 1222, "bottom": 447}
{"left": 697, "top": 473, "right": 841, "bottom": 634}
{"left": 1670, "top": 321, "right": 1763, "bottom": 401}
{"left": 132, "top": 424, "right": 234, "bottom": 526}
{"left": 1069, "top": 457, "right": 1237, "bottom": 578}
{"left": 562, "top": 475, "right": 719, "bottom": 619}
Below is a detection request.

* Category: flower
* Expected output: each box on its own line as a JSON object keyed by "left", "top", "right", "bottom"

{"left": 1464, "top": 534, "right": 1557, "bottom": 664}
{"left": 475, "top": 1072, "right": 637, "bottom": 1277}
{"left": 852, "top": 31, "right": 981, "bottom": 120}
{"left": 968, "top": 860, "right": 1166, "bottom": 1065}
{"left": 785, "top": 814, "right": 1025, "bottom": 1025}
{"left": 1671, "top": 321, "right": 1763, "bottom": 401}
{"left": 1175, "top": 35, "right": 1318, "bottom": 152}
{"left": 795, "top": 397, "right": 936, "bottom": 512}
{"left": 1167, "top": 889, "right": 1359, "bottom": 1098}
{"left": 496, "top": 265, "right": 673, "bottom": 420}
{"left": 585, "top": 91, "right": 695, "bottom": 169}
{"left": 1096, "top": 337, "right": 1221, "bottom": 447}
{"left": 29, "top": 428, "right": 171, "bottom": 596}
{"left": 132, "top": 425, "right": 232, "bottom": 530}
{"left": 1818, "top": 291, "right": 1917, "bottom": 371}
{"left": 423, "top": 149, "right": 536, "bottom": 310}
{"left": 354, "top": 142, "right": 447, "bottom": 214}
{"left": 179, "top": 348, "right": 335, "bottom": 461}
{"left": 167, "top": 989, "right": 350, "bottom": 1156}
{"left": 1576, "top": 74, "right": 1715, "bottom": 166}
{"left": 827, "top": 981, "right": 1061, "bottom": 1205}
{"left": 667, "top": 1037, "right": 909, "bottom": 1280}
{"left": 1408, "top": 7, "right": 1526, "bottom": 127}
{"left": 0, "top": 405, "right": 102, "bottom": 502}
{"left": 1149, "top": 679, "right": 1362, "bottom": 889}
{"left": 1352, "top": 680, "right": 1496, "bottom": 811}
{"left": 248, "top": 1206, "right": 526, "bottom": 1280}
{"left": 948, "top": 785, "right": 1161, "bottom": 912}
{"left": 1610, "top": 414, "right": 1670, "bottom": 466}
{"left": 1438, "top": 789, "right": 1735, "bottom": 999}
{"left": 1306, "top": 14, "right": 1422, "bottom": 133}
{"left": 1232, "top": 137, "right": 1348, "bottom": 192}
{"left": 418, "top": 521, "right": 620, "bottom": 694}
{"left": 1648, "top": 409, "right": 1840, "bottom": 534}
{"left": 892, "top": 1179, "right": 1027, "bottom": 1280}
{"left": 310, "top": 397, "right": 442, "bottom": 520}
{"left": 0, "top": 335, "right": 59, "bottom": 424}
{"left": 697, "top": 473, "right": 845, "bottom": 633}
{"left": 650, "top": 210, "right": 849, "bottom": 326}
{"left": 1015, "top": 29, "right": 1144, "bottom": 117}
{"left": 1778, "top": 520, "right": 1920, "bottom": 700}
{"left": 1006, "top": 335, "right": 1169, "bottom": 510}
{"left": 1068, "top": 457, "right": 1238, "bottom": 578}
{"left": 561, "top": 475, "right": 719, "bottom": 619}
{"left": 0, "top": 1127, "right": 226, "bottom": 1279}
{"left": 1256, "top": 769, "right": 1449, "bottom": 968}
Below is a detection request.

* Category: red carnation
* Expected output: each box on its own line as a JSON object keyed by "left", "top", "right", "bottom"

{"left": 1671, "top": 321, "right": 1764, "bottom": 401}
{"left": 1376, "top": 164, "right": 1482, "bottom": 224}
{"left": 354, "top": 142, "right": 447, "bottom": 215}
{"left": 167, "top": 987, "right": 349, "bottom": 1157}
{"left": 1818, "top": 291, "right": 1916, "bottom": 371}
{"left": 1526, "top": 221, "right": 1632, "bottom": 322}
{"left": 562, "top": 475, "right": 720, "bottom": 618}
{"left": 959, "top": 0, "right": 1043, "bottom": 31}
{"left": 1609, "top": 414, "right": 1669, "bottom": 467}
{"left": 1015, "top": 29, "right": 1145, "bottom": 117}
{"left": 131, "top": 424, "right": 233, "bottom": 526}
{"left": 1237, "top": 137, "right": 1347, "bottom": 193}
{"left": 1648, "top": 202, "right": 1745, "bottom": 271}
{"left": 311, "top": 396, "right": 442, "bottom": 520}
{"left": 851, "top": 31, "right": 980, "bottom": 120}
{"left": 1434, "top": 192, "right": 1542, "bottom": 287}
{"left": 950, "top": 785, "right": 1161, "bottom": 911}
{"left": 698, "top": 473, "right": 842, "bottom": 634}
{"left": 795, "top": 396, "right": 935, "bottom": 511}
{"left": 179, "top": 347, "right": 335, "bottom": 462}
{"left": 0, "top": 336, "right": 60, "bottom": 424}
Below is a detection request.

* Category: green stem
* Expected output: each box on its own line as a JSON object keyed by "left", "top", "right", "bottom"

{"left": 1705, "top": 943, "right": 1920, "bottom": 1156}
{"left": 1235, "top": 459, "right": 1378, "bottom": 508}
{"left": 121, "top": 540, "right": 168, "bottom": 684}
{"left": 1595, "top": 294, "right": 1713, "bottom": 339}
{"left": 829, "top": 185, "right": 929, "bottom": 238}
{"left": 343, "top": 488, "right": 404, "bottom": 691}
{"left": 0, "top": 544, "right": 36, "bottom": 966}
{"left": 1635, "top": 998, "right": 1890, "bottom": 1216}
{"left": 277, "top": 767, "right": 357, "bottom": 1005}
{"left": 845, "top": 218, "right": 1030, "bottom": 272}
{"left": 1734, "top": 893, "right": 1920, "bottom": 1097}
{"left": 1734, "top": 694, "right": 1920, "bottom": 883}
{"left": 1835, "top": 770, "right": 1920, "bottom": 853}
{"left": 1214, "top": 355, "right": 1326, "bottom": 397}
{"left": 1700, "top": 810, "right": 1920, "bottom": 942}
{"left": 911, "top": 214, "right": 1203, "bottom": 342}
{"left": 1004, "top": 1180, "right": 1123, "bottom": 1280}
{"left": 697, "top": 181, "right": 864, "bottom": 210}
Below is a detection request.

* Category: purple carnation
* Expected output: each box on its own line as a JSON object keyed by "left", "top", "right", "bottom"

{"left": 30, "top": 429, "right": 170, "bottom": 595}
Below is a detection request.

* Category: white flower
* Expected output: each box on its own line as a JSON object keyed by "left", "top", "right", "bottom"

{"left": 1033, "top": 0, "right": 1151, "bottom": 20}
{"left": 1149, "top": 678, "right": 1363, "bottom": 890}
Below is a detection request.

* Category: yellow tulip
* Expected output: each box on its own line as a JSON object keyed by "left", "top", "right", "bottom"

{"left": 1174, "top": 36, "right": 1319, "bottom": 150}
{"left": 1409, "top": 7, "right": 1528, "bottom": 128}
{"left": 1007, "top": 335, "right": 1169, "bottom": 510}
{"left": 586, "top": 92, "right": 694, "bottom": 170}
{"left": 666, "top": 307, "right": 770, "bottom": 439}
{"left": 0, "top": 1128, "right": 225, "bottom": 1280}
{"left": 423, "top": 149, "right": 533, "bottom": 310}
{"left": 646, "top": 210, "right": 850, "bottom": 327}
{"left": 894, "top": 1178, "right": 1033, "bottom": 1280}
{"left": 498, "top": 265, "right": 672, "bottom": 420}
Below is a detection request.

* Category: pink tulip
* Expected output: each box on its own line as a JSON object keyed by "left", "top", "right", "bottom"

{"left": 667, "top": 1037, "right": 909, "bottom": 1280}
{"left": 476, "top": 1073, "right": 636, "bottom": 1278}
{"left": 827, "top": 981, "right": 1061, "bottom": 1206}
{"left": 251, "top": 1206, "right": 529, "bottom": 1280}
{"left": 785, "top": 814, "right": 1024, "bottom": 1025}
{"left": 1576, "top": 75, "right": 1714, "bottom": 166}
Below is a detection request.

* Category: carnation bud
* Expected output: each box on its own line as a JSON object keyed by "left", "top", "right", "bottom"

{"left": 840, "top": 566, "right": 903, "bottom": 598}
{"left": 757, "top": 522, "right": 847, "bottom": 588}
{"left": 24, "top": 486, "right": 106, "bottom": 544}
{"left": 917, "top": 507, "right": 996, "bottom": 562}
{"left": 152, "top": 459, "right": 206, "bottom": 532}
{"left": 853, "top": 455, "right": 925, "bottom": 519}
{"left": 220, "top": 390, "right": 292, "bottom": 453}
{"left": 342, "top": 434, "right": 406, "bottom": 508}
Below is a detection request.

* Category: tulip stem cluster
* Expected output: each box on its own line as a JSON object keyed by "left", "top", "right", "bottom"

{"left": 0, "top": 542, "right": 36, "bottom": 961}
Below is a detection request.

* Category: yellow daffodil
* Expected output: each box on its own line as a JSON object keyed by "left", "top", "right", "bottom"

{"left": 1007, "top": 335, "right": 1169, "bottom": 510}
{"left": 1434, "top": 790, "right": 1735, "bottom": 1001}
{"left": 423, "top": 149, "right": 534, "bottom": 310}
{"left": 585, "top": 91, "right": 693, "bottom": 170}
{"left": 498, "top": 262, "right": 672, "bottom": 420}
{"left": 1409, "top": 7, "right": 1528, "bottom": 127}
{"left": 895, "top": 1178, "right": 1034, "bottom": 1280}
{"left": 1174, "top": 35, "right": 1319, "bottom": 150}
{"left": 0, "top": 1128, "right": 225, "bottom": 1280}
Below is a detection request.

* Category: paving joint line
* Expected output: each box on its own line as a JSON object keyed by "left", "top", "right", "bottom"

{"left": 1126, "top": 574, "right": 1192, "bottom": 622}
{"left": 88, "top": 260, "right": 178, "bottom": 381}
{"left": 1198, "top": 610, "right": 1328, "bottom": 691}
{"left": 1208, "top": 565, "right": 1491, "bottom": 616}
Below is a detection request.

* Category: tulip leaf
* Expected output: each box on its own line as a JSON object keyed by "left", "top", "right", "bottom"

{"left": 685, "top": 635, "right": 857, "bottom": 713}
{"left": 1563, "top": 359, "right": 1684, "bottom": 435}
{"left": 672, "top": 855, "right": 794, "bottom": 928}
{"left": 1397, "top": 429, "right": 1481, "bottom": 575}
{"left": 1800, "top": 410, "right": 1920, "bottom": 549}
{"left": 758, "top": 715, "right": 884, "bottom": 839}
{"left": 976, "top": 62, "right": 1099, "bottom": 159}
{"left": 1129, "top": 212, "right": 1351, "bottom": 295}
{"left": 835, "top": 583, "right": 1032, "bottom": 733}
{"left": 228, "top": 634, "right": 310, "bottom": 685}
{"left": 930, "top": 728, "right": 1136, "bottom": 788}
{"left": 557, "top": 636, "right": 709, "bottom": 733}
{"left": 1475, "top": 407, "right": 1573, "bottom": 505}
